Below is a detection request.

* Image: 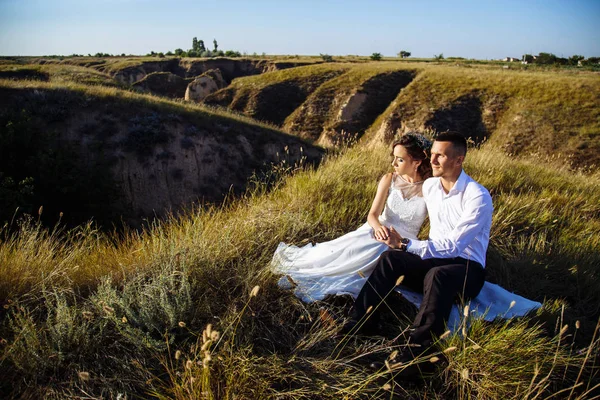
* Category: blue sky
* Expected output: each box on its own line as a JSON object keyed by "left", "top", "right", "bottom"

{"left": 1, "top": 0, "right": 598, "bottom": 59}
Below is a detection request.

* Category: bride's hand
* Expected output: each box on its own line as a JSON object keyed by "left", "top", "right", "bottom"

{"left": 374, "top": 225, "right": 390, "bottom": 241}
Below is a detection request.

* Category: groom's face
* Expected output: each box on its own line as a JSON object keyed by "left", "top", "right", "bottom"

{"left": 430, "top": 141, "right": 464, "bottom": 179}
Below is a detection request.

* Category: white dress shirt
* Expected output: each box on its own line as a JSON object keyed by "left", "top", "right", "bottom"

{"left": 406, "top": 170, "right": 493, "bottom": 267}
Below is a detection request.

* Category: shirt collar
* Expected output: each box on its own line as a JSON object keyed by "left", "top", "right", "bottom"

{"left": 440, "top": 170, "right": 467, "bottom": 195}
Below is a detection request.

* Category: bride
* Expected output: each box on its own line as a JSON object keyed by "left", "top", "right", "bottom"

{"left": 271, "top": 132, "right": 432, "bottom": 303}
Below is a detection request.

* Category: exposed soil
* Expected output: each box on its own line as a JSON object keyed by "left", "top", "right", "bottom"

{"left": 132, "top": 72, "right": 191, "bottom": 98}
{"left": 0, "top": 85, "right": 324, "bottom": 228}
{"left": 285, "top": 70, "right": 417, "bottom": 146}
{"left": 204, "top": 69, "right": 345, "bottom": 126}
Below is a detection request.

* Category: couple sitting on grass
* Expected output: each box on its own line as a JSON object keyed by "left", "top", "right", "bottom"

{"left": 272, "top": 131, "right": 540, "bottom": 372}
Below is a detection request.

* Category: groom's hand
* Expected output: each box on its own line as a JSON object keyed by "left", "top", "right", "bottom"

{"left": 377, "top": 226, "right": 403, "bottom": 249}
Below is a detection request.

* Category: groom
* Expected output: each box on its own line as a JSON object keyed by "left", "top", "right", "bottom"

{"left": 343, "top": 132, "right": 493, "bottom": 363}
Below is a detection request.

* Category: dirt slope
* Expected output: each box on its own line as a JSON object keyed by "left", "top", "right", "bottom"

{"left": 0, "top": 81, "right": 323, "bottom": 227}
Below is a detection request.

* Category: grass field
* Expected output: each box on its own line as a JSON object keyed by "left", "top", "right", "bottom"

{"left": 0, "top": 58, "right": 599, "bottom": 398}
{"left": 1, "top": 141, "right": 599, "bottom": 398}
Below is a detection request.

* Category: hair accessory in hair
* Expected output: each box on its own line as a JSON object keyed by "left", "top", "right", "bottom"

{"left": 405, "top": 132, "right": 432, "bottom": 150}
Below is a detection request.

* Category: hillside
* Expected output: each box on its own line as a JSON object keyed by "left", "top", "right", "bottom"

{"left": 1, "top": 143, "right": 599, "bottom": 398}
{"left": 1, "top": 57, "right": 599, "bottom": 398}
{"left": 0, "top": 78, "right": 323, "bottom": 227}
{"left": 203, "top": 62, "right": 600, "bottom": 169}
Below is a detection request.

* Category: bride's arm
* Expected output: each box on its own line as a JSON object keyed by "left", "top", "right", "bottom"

{"left": 367, "top": 173, "right": 393, "bottom": 241}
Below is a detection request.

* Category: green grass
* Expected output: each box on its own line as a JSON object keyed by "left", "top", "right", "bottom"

{"left": 363, "top": 63, "right": 600, "bottom": 170}
{"left": 1, "top": 141, "right": 599, "bottom": 398}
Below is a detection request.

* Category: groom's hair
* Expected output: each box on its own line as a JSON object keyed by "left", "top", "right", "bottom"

{"left": 434, "top": 132, "right": 467, "bottom": 157}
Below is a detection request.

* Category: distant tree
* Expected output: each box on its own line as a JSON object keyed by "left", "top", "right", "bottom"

{"left": 569, "top": 55, "right": 585, "bottom": 65}
{"left": 213, "top": 39, "right": 218, "bottom": 52}
{"left": 174, "top": 48, "right": 184, "bottom": 56}
{"left": 120, "top": 53, "right": 126, "bottom": 57}
{"left": 224, "top": 50, "right": 241, "bottom": 57}
{"left": 581, "top": 56, "right": 600, "bottom": 66}
{"left": 192, "top": 37, "right": 199, "bottom": 52}
{"left": 166, "top": 50, "right": 174, "bottom": 56}
{"left": 433, "top": 53, "right": 444, "bottom": 60}
{"left": 522, "top": 54, "right": 534, "bottom": 63}
{"left": 158, "top": 52, "right": 165, "bottom": 58}
{"left": 370, "top": 52, "right": 382, "bottom": 61}
{"left": 215, "top": 50, "right": 224, "bottom": 57}
{"left": 198, "top": 40, "right": 206, "bottom": 53}
{"left": 187, "top": 50, "right": 199, "bottom": 58}
{"left": 398, "top": 50, "right": 411, "bottom": 58}
{"left": 201, "top": 50, "right": 212, "bottom": 57}
{"left": 320, "top": 53, "right": 333, "bottom": 62}
{"left": 536, "top": 52, "right": 557, "bottom": 64}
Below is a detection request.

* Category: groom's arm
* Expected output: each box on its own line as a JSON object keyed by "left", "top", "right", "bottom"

{"left": 406, "top": 192, "right": 492, "bottom": 259}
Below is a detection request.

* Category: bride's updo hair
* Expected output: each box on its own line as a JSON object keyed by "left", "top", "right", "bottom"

{"left": 391, "top": 132, "right": 433, "bottom": 179}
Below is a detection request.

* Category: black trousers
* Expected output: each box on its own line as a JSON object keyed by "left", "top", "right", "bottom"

{"left": 350, "top": 250, "right": 485, "bottom": 344}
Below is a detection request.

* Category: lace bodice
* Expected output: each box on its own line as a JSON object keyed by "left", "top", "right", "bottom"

{"left": 379, "top": 174, "right": 427, "bottom": 239}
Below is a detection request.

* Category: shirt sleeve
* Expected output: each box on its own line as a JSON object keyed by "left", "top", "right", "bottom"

{"left": 406, "top": 192, "right": 492, "bottom": 259}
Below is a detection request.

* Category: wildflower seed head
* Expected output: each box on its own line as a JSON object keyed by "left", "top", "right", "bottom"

{"left": 575, "top": 320, "right": 580, "bottom": 329}
{"left": 206, "top": 324, "right": 212, "bottom": 337}
{"left": 185, "top": 360, "right": 193, "bottom": 370}
{"left": 210, "top": 330, "right": 220, "bottom": 341}
{"left": 389, "top": 350, "right": 398, "bottom": 360}
{"left": 178, "top": 321, "right": 186, "bottom": 328}
{"left": 383, "top": 383, "right": 392, "bottom": 390}
{"left": 82, "top": 311, "right": 94, "bottom": 320}
{"left": 78, "top": 371, "right": 90, "bottom": 381}
{"left": 102, "top": 305, "right": 114, "bottom": 314}
{"left": 121, "top": 316, "right": 128, "bottom": 323}
{"left": 463, "top": 304, "right": 470, "bottom": 317}
{"left": 509, "top": 300, "right": 516, "bottom": 309}
{"left": 38, "top": 206, "right": 43, "bottom": 216}
{"left": 366, "top": 305, "right": 373, "bottom": 314}
{"left": 250, "top": 285, "right": 260, "bottom": 298}
{"left": 0, "top": 338, "right": 7, "bottom": 345}
{"left": 175, "top": 350, "right": 182, "bottom": 360}
{"left": 357, "top": 270, "right": 366, "bottom": 279}
{"left": 440, "top": 330, "right": 451, "bottom": 340}
{"left": 461, "top": 368, "right": 469, "bottom": 380}
{"left": 395, "top": 275, "right": 405, "bottom": 286}
{"left": 429, "top": 356, "right": 440, "bottom": 363}
{"left": 560, "top": 324, "right": 569, "bottom": 336}
{"left": 201, "top": 340, "right": 212, "bottom": 352}
{"left": 444, "top": 346, "right": 457, "bottom": 353}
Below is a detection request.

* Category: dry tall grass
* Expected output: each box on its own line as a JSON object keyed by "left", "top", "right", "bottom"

{"left": 1, "top": 141, "right": 599, "bottom": 398}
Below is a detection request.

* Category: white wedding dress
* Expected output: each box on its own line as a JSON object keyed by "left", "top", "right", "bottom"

{"left": 272, "top": 174, "right": 427, "bottom": 302}
{"left": 271, "top": 174, "right": 541, "bottom": 327}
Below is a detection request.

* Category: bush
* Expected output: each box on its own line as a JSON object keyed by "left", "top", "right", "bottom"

{"left": 224, "top": 50, "right": 241, "bottom": 58}
{"left": 370, "top": 52, "right": 382, "bottom": 61}
{"left": 320, "top": 53, "right": 334, "bottom": 62}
